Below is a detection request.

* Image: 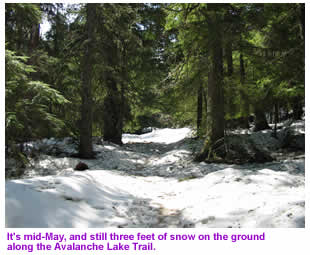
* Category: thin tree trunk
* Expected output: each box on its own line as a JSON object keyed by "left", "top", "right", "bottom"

{"left": 292, "top": 97, "right": 303, "bottom": 120}
{"left": 240, "top": 53, "right": 245, "bottom": 84}
{"left": 225, "top": 40, "right": 233, "bottom": 76}
{"left": 54, "top": 10, "right": 59, "bottom": 55}
{"left": 197, "top": 83, "right": 203, "bottom": 137}
{"left": 269, "top": 111, "right": 273, "bottom": 124}
{"left": 273, "top": 101, "right": 279, "bottom": 138}
{"left": 298, "top": 3, "right": 305, "bottom": 40}
{"left": 239, "top": 52, "right": 249, "bottom": 126}
{"left": 225, "top": 38, "right": 236, "bottom": 119}
{"left": 28, "top": 23, "right": 40, "bottom": 79}
{"left": 119, "top": 44, "right": 129, "bottom": 138}
{"left": 120, "top": 83, "right": 125, "bottom": 134}
{"left": 202, "top": 86, "right": 208, "bottom": 134}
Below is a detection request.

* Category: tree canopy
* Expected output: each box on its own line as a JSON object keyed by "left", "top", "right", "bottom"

{"left": 5, "top": 3, "right": 304, "bottom": 162}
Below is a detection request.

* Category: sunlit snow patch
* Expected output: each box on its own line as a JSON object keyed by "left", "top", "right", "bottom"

{"left": 123, "top": 128, "right": 192, "bottom": 144}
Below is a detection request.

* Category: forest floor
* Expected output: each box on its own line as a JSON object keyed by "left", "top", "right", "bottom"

{"left": 5, "top": 122, "right": 305, "bottom": 228}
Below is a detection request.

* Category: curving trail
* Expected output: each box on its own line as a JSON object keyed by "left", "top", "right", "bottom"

{"left": 6, "top": 128, "right": 305, "bottom": 228}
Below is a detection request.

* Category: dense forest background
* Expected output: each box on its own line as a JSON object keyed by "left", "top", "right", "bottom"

{"left": 5, "top": 3, "right": 305, "bottom": 162}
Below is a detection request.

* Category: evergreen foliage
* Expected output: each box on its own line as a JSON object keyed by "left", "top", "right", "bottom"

{"left": 5, "top": 3, "right": 304, "bottom": 163}
{"left": 5, "top": 49, "right": 69, "bottom": 146}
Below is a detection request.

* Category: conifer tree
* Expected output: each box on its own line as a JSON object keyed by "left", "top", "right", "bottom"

{"left": 79, "top": 3, "right": 96, "bottom": 158}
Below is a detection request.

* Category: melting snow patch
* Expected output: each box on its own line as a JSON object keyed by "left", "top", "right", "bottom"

{"left": 5, "top": 124, "right": 305, "bottom": 228}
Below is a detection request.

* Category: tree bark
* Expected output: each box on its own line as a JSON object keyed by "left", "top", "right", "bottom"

{"left": 225, "top": 40, "right": 233, "bottom": 76}
{"left": 273, "top": 101, "right": 279, "bottom": 137}
{"left": 79, "top": 4, "right": 96, "bottom": 158}
{"left": 239, "top": 52, "right": 250, "bottom": 128}
{"left": 254, "top": 106, "right": 270, "bottom": 132}
{"left": 103, "top": 78, "right": 123, "bottom": 145}
{"left": 298, "top": 3, "right": 305, "bottom": 40}
{"left": 240, "top": 52, "right": 245, "bottom": 84}
{"left": 29, "top": 23, "right": 40, "bottom": 54}
{"left": 196, "top": 83, "right": 203, "bottom": 136}
{"left": 196, "top": 12, "right": 224, "bottom": 161}
{"left": 292, "top": 97, "right": 303, "bottom": 120}
{"left": 224, "top": 38, "right": 237, "bottom": 119}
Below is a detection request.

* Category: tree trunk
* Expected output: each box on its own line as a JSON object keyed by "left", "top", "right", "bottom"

{"left": 224, "top": 38, "right": 237, "bottom": 119}
{"left": 210, "top": 14, "right": 224, "bottom": 146}
{"left": 79, "top": 4, "right": 96, "bottom": 158}
{"left": 196, "top": 12, "right": 224, "bottom": 161}
{"left": 54, "top": 10, "right": 60, "bottom": 56}
{"left": 254, "top": 106, "right": 270, "bottom": 132}
{"left": 269, "top": 111, "right": 273, "bottom": 123}
{"left": 273, "top": 101, "right": 279, "bottom": 138}
{"left": 239, "top": 52, "right": 250, "bottom": 127}
{"left": 225, "top": 40, "right": 233, "bottom": 76}
{"left": 103, "top": 78, "right": 123, "bottom": 145}
{"left": 28, "top": 23, "right": 40, "bottom": 78}
{"left": 240, "top": 53, "right": 245, "bottom": 83}
{"left": 29, "top": 23, "right": 40, "bottom": 54}
{"left": 292, "top": 97, "right": 303, "bottom": 120}
{"left": 202, "top": 86, "right": 208, "bottom": 134}
{"left": 298, "top": 3, "right": 305, "bottom": 40}
{"left": 196, "top": 83, "right": 203, "bottom": 137}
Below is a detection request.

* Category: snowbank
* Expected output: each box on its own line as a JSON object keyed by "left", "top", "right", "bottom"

{"left": 5, "top": 125, "right": 305, "bottom": 228}
{"left": 122, "top": 127, "right": 192, "bottom": 144}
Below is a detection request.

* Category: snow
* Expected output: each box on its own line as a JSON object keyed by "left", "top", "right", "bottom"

{"left": 5, "top": 126, "right": 305, "bottom": 228}
{"left": 122, "top": 127, "right": 192, "bottom": 144}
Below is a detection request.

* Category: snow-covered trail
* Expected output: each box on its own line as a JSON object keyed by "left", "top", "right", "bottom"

{"left": 6, "top": 128, "right": 305, "bottom": 228}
